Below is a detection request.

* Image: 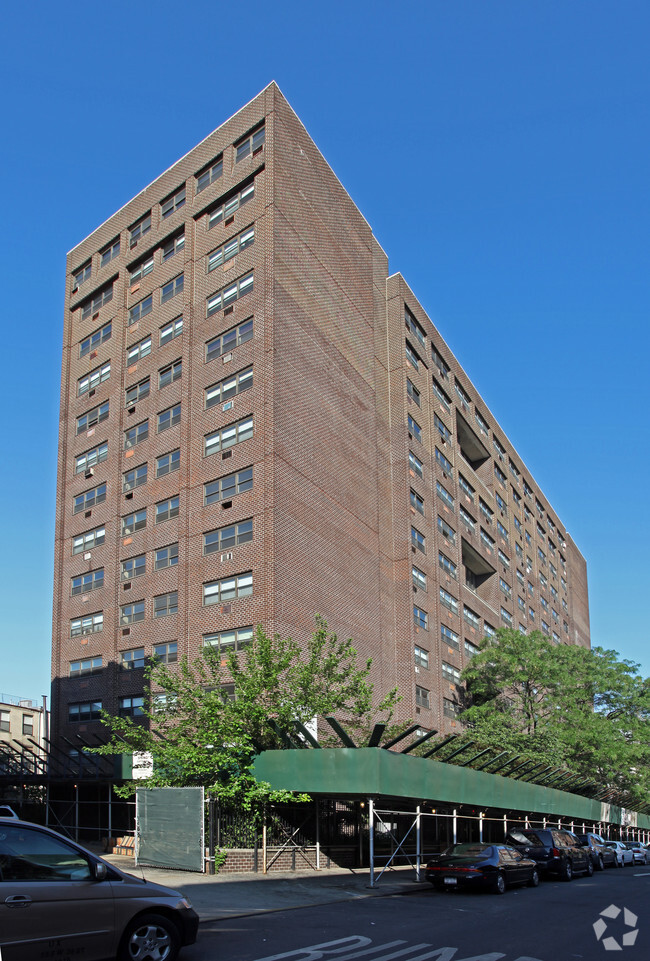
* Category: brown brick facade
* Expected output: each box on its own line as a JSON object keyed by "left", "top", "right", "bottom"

{"left": 52, "top": 83, "right": 590, "bottom": 748}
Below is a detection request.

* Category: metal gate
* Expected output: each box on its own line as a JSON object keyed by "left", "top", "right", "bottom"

{"left": 136, "top": 786, "right": 204, "bottom": 872}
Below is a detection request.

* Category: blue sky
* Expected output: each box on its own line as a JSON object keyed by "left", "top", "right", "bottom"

{"left": 2, "top": 0, "right": 649, "bottom": 700}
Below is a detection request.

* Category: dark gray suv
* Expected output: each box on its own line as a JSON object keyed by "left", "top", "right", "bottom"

{"left": 505, "top": 827, "right": 594, "bottom": 881}
{"left": 0, "top": 819, "right": 199, "bottom": 960}
{"left": 577, "top": 832, "right": 617, "bottom": 870}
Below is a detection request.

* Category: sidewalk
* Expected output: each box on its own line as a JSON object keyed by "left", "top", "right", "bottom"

{"left": 101, "top": 853, "right": 428, "bottom": 922}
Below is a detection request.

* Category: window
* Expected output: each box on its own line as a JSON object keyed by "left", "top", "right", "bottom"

{"left": 126, "top": 337, "right": 152, "bottom": 368}
{"left": 442, "top": 662, "right": 461, "bottom": 684}
{"left": 80, "top": 321, "right": 111, "bottom": 357}
{"left": 528, "top": 581, "right": 534, "bottom": 596}
{"left": 121, "top": 648, "right": 145, "bottom": 670}
{"left": 410, "top": 489, "right": 424, "bottom": 514}
{"left": 475, "top": 411, "right": 489, "bottom": 436}
{"left": 123, "top": 463, "right": 147, "bottom": 492}
{"left": 411, "top": 526, "right": 425, "bottom": 553}
{"left": 484, "top": 621, "right": 496, "bottom": 637}
{"left": 541, "top": 595, "right": 549, "bottom": 611}
{"left": 516, "top": 568, "right": 525, "bottom": 587}
{"left": 479, "top": 499, "right": 493, "bottom": 524}
{"left": 153, "top": 641, "right": 178, "bottom": 663}
{"left": 71, "top": 569, "right": 104, "bottom": 595}
{"left": 121, "top": 509, "right": 146, "bottom": 535}
{"left": 405, "top": 307, "right": 426, "bottom": 346}
{"left": 155, "top": 543, "right": 179, "bottom": 570}
{"left": 436, "top": 481, "right": 454, "bottom": 511}
{"left": 81, "top": 282, "right": 113, "bottom": 320}
{"left": 512, "top": 487, "right": 521, "bottom": 506}
{"left": 196, "top": 155, "right": 223, "bottom": 193}
{"left": 441, "top": 624, "right": 460, "bottom": 649}
{"left": 70, "top": 657, "right": 102, "bottom": 676}
{"left": 514, "top": 515, "right": 522, "bottom": 533}
{"left": 124, "top": 420, "right": 149, "bottom": 449}
{"left": 155, "top": 495, "right": 179, "bottom": 523}
{"left": 539, "top": 571, "right": 548, "bottom": 588}
{"left": 73, "top": 482, "right": 106, "bottom": 514}
{"left": 120, "top": 600, "right": 145, "bottom": 625}
{"left": 203, "top": 571, "right": 253, "bottom": 605}
{"left": 154, "top": 591, "right": 178, "bottom": 617}
{"left": 208, "top": 226, "right": 254, "bottom": 271}
{"left": 203, "top": 626, "right": 253, "bottom": 653}
{"left": 463, "top": 604, "right": 480, "bottom": 628}
{"left": 128, "top": 294, "right": 152, "bottom": 325}
{"left": 22, "top": 715, "right": 34, "bottom": 736}
{"left": 432, "top": 378, "right": 451, "bottom": 411}
{"left": 541, "top": 619, "right": 550, "bottom": 635}
{"left": 125, "top": 378, "right": 150, "bottom": 406}
{"left": 499, "top": 577, "right": 512, "bottom": 598}
{"left": 515, "top": 541, "right": 523, "bottom": 559}
{"left": 494, "top": 464, "right": 507, "bottom": 486}
{"left": 208, "top": 180, "right": 255, "bottom": 228}
{"left": 412, "top": 565, "right": 427, "bottom": 590}
{"left": 444, "top": 699, "right": 461, "bottom": 719}
{"left": 437, "top": 516, "right": 456, "bottom": 545}
{"left": 204, "top": 519, "right": 253, "bottom": 554}
{"left": 205, "top": 366, "right": 253, "bottom": 409}
{"left": 497, "top": 520, "right": 509, "bottom": 542}
{"left": 495, "top": 492, "right": 507, "bottom": 515}
{"left": 431, "top": 452, "right": 451, "bottom": 481}
{"left": 160, "top": 316, "right": 183, "bottom": 345}
{"left": 498, "top": 549, "right": 510, "bottom": 568}
{"left": 407, "top": 378, "right": 421, "bottom": 407}
{"left": 518, "top": 596, "right": 526, "bottom": 611}
{"left": 414, "top": 645, "right": 429, "bottom": 669}
{"left": 161, "top": 185, "right": 185, "bottom": 219}
{"left": 454, "top": 379, "right": 471, "bottom": 410}
{"left": 130, "top": 212, "right": 151, "bottom": 246}
{"left": 409, "top": 450, "right": 423, "bottom": 478}
{"left": 161, "top": 273, "right": 184, "bottom": 304}
{"left": 76, "top": 401, "right": 109, "bottom": 435}
{"left": 439, "top": 551, "right": 457, "bottom": 579}
{"left": 72, "top": 525, "right": 105, "bottom": 555}
{"left": 121, "top": 554, "right": 145, "bottom": 580}
{"left": 162, "top": 233, "right": 185, "bottom": 262}
{"left": 207, "top": 271, "right": 253, "bottom": 314}
{"left": 413, "top": 605, "right": 428, "bottom": 630}
{"left": 493, "top": 437, "right": 506, "bottom": 460}
{"left": 129, "top": 255, "right": 154, "bottom": 285}
{"left": 479, "top": 528, "right": 494, "bottom": 553}
{"left": 206, "top": 316, "right": 253, "bottom": 361}
{"left": 459, "top": 506, "right": 475, "bottom": 533}
{"left": 439, "top": 587, "right": 458, "bottom": 614}
{"left": 458, "top": 474, "right": 475, "bottom": 503}
{"left": 0, "top": 711, "right": 9, "bottom": 732}
{"left": 464, "top": 639, "right": 479, "bottom": 658}
{"left": 434, "top": 414, "right": 451, "bottom": 443}
{"left": 100, "top": 237, "right": 120, "bottom": 267}
{"left": 501, "top": 607, "right": 513, "bottom": 626}
{"left": 415, "top": 685, "right": 430, "bottom": 709}
{"left": 407, "top": 414, "right": 422, "bottom": 442}
{"left": 78, "top": 361, "right": 110, "bottom": 396}
{"left": 525, "top": 530, "right": 532, "bottom": 545}
{"left": 69, "top": 701, "right": 102, "bottom": 722}
{"left": 405, "top": 342, "right": 420, "bottom": 370}
{"left": 70, "top": 612, "right": 103, "bottom": 636}
{"left": 431, "top": 346, "right": 450, "bottom": 380}
{"left": 204, "top": 416, "right": 253, "bottom": 456}
{"left": 204, "top": 465, "right": 253, "bottom": 505}
{"left": 236, "top": 124, "right": 265, "bottom": 162}
{"left": 159, "top": 359, "right": 182, "bottom": 388}
{"left": 119, "top": 696, "right": 145, "bottom": 718}
{"left": 157, "top": 403, "right": 181, "bottom": 432}
{"left": 538, "top": 546, "right": 546, "bottom": 566}
{"left": 156, "top": 449, "right": 180, "bottom": 477}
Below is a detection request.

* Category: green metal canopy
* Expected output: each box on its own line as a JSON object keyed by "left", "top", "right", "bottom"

{"left": 253, "top": 747, "right": 650, "bottom": 829}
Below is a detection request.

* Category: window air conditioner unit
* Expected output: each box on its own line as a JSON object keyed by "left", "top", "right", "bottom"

{"left": 123, "top": 569, "right": 131, "bottom": 579}
{"left": 85, "top": 468, "right": 94, "bottom": 478}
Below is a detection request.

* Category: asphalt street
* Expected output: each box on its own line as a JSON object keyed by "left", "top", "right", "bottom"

{"left": 180, "top": 866, "right": 650, "bottom": 961}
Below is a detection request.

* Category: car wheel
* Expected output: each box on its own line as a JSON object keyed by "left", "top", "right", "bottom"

{"left": 585, "top": 858, "right": 594, "bottom": 877}
{"left": 118, "top": 913, "right": 181, "bottom": 961}
{"left": 528, "top": 868, "right": 539, "bottom": 888}
{"left": 613, "top": 855, "right": 621, "bottom": 868}
{"left": 597, "top": 855, "right": 604, "bottom": 871}
{"left": 561, "top": 860, "right": 573, "bottom": 882}
{"left": 493, "top": 872, "right": 506, "bottom": 895}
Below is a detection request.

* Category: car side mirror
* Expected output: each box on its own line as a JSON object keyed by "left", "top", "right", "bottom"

{"left": 524, "top": 847, "right": 530, "bottom": 854}
{"left": 93, "top": 861, "right": 108, "bottom": 882}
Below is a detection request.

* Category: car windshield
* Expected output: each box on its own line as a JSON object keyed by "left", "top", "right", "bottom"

{"left": 443, "top": 843, "right": 493, "bottom": 858}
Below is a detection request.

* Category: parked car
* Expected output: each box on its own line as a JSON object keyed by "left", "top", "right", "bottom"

{"left": 577, "top": 832, "right": 618, "bottom": 870}
{"left": 504, "top": 827, "right": 593, "bottom": 880}
{"left": 624, "top": 841, "right": 650, "bottom": 865}
{"left": 425, "top": 842, "right": 540, "bottom": 894}
{"left": 0, "top": 818, "right": 198, "bottom": 960}
{"left": 605, "top": 840, "right": 634, "bottom": 867}
{"left": 0, "top": 806, "right": 18, "bottom": 819}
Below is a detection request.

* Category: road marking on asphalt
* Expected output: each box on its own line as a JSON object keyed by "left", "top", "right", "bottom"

{"left": 250, "top": 938, "right": 544, "bottom": 961}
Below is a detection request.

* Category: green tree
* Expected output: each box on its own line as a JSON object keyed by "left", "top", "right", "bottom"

{"left": 94, "top": 617, "right": 398, "bottom": 805}
{"left": 458, "top": 629, "right": 650, "bottom": 805}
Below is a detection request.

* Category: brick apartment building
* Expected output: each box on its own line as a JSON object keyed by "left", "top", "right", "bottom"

{"left": 51, "top": 82, "right": 590, "bottom": 749}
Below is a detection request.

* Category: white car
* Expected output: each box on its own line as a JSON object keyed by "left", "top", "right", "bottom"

{"left": 605, "top": 840, "right": 634, "bottom": 866}
{"left": 625, "top": 841, "right": 650, "bottom": 865}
